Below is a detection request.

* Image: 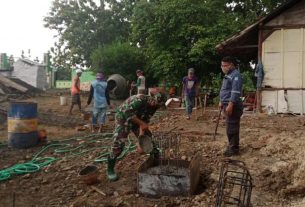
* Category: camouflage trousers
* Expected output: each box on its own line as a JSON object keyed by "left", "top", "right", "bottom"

{"left": 111, "top": 119, "right": 140, "bottom": 158}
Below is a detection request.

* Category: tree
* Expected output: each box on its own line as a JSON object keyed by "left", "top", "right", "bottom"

{"left": 132, "top": 0, "right": 244, "bottom": 85}
{"left": 91, "top": 42, "right": 147, "bottom": 82}
{"left": 131, "top": 0, "right": 289, "bottom": 86}
{"left": 226, "top": 0, "right": 288, "bottom": 23}
{"left": 45, "top": 0, "right": 290, "bottom": 87}
{"left": 44, "top": 0, "right": 134, "bottom": 68}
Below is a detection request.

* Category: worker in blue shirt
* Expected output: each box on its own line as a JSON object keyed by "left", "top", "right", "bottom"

{"left": 87, "top": 72, "right": 111, "bottom": 133}
{"left": 219, "top": 56, "right": 243, "bottom": 157}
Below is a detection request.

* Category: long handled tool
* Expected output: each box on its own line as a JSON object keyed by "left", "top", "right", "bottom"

{"left": 203, "top": 94, "right": 207, "bottom": 114}
{"left": 213, "top": 108, "right": 222, "bottom": 141}
{"left": 195, "top": 97, "right": 198, "bottom": 120}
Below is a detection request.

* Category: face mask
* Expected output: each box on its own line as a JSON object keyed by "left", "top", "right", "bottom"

{"left": 222, "top": 68, "right": 228, "bottom": 74}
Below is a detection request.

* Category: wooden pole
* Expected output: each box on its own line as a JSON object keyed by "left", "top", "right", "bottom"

{"left": 257, "top": 24, "right": 263, "bottom": 113}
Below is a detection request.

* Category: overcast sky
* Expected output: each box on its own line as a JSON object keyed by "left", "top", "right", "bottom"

{"left": 0, "top": 0, "right": 56, "bottom": 60}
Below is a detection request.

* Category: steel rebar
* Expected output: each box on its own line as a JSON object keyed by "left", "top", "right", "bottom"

{"left": 215, "top": 159, "right": 253, "bottom": 207}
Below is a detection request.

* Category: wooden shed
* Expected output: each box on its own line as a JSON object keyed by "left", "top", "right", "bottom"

{"left": 216, "top": 0, "right": 305, "bottom": 114}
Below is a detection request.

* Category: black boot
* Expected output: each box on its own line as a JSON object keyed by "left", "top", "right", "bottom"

{"left": 149, "top": 141, "right": 160, "bottom": 160}
{"left": 223, "top": 146, "right": 239, "bottom": 157}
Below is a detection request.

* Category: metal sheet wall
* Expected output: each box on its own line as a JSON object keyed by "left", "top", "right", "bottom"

{"left": 262, "top": 28, "right": 305, "bottom": 114}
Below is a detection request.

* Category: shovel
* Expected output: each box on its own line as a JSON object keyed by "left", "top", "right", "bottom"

{"left": 138, "top": 130, "right": 154, "bottom": 154}
{"left": 213, "top": 108, "right": 222, "bottom": 141}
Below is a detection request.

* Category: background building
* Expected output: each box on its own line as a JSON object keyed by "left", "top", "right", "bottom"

{"left": 217, "top": 0, "right": 305, "bottom": 114}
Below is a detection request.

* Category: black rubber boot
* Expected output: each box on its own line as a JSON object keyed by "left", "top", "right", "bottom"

{"left": 150, "top": 142, "right": 160, "bottom": 160}
{"left": 107, "top": 156, "right": 118, "bottom": 181}
{"left": 223, "top": 146, "right": 239, "bottom": 157}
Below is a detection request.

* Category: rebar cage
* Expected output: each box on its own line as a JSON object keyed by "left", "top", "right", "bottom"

{"left": 137, "top": 132, "right": 200, "bottom": 197}
{"left": 215, "top": 159, "right": 253, "bottom": 207}
{"left": 152, "top": 132, "right": 182, "bottom": 171}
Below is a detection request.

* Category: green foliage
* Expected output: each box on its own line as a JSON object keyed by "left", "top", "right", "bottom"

{"left": 241, "top": 70, "right": 256, "bottom": 92}
{"left": 131, "top": 0, "right": 248, "bottom": 85}
{"left": 56, "top": 68, "right": 71, "bottom": 80}
{"left": 45, "top": 0, "right": 289, "bottom": 86}
{"left": 45, "top": 0, "right": 134, "bottom": 68}
{"left": 207, "top": 69, "right": 255, "bottom": 107}
{"left": 210, "top": 73, "right": 223, "bottom": 92}
{"left": 208, "top": 70, "right": 256, "bottom": 93}
{"left": 91, "top": 42, "right": 146, "bottom": 81}
{"left": 226, "top": 0, "right": 288, "bottom": 23}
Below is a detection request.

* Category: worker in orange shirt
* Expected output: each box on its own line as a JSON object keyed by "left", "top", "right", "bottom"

{"left": 69, "top": 69, "right": 82, "bottom": 115}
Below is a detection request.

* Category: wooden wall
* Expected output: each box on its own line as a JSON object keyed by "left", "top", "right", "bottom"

{"left": 265, "top": 0, "right": 305, "bottom": 27}
{"left": 262, "top": 28, "right": 305, "bottom": 114}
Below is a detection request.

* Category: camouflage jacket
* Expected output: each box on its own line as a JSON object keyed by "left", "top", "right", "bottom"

{"left": 115, "top": 94, "right": 157, "bottom": 124}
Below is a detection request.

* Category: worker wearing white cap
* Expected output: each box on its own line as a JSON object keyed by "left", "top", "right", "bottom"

{"left": 69, "top": 69, "right": 82, "bottom": 115}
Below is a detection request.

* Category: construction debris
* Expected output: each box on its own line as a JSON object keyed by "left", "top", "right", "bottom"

{"left": 165, "top": 98, "right": 181, "bottom": 108}
{"left": 90, "top": 186, "right": 106, "bottom": 196}
{"left": 0, "top": 74, "right": 28, "bottom": 93}
{"left": 0, "top": 74, "right": 41, "bottom": 100}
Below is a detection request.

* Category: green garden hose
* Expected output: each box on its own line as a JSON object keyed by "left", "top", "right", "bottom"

{"left": 0, "top": 133, "right": 136, "bottom": 182}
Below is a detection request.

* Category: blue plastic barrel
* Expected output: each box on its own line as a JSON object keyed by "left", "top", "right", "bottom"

{"left": 8, "top": 102, "right": 38, "bottom": 148}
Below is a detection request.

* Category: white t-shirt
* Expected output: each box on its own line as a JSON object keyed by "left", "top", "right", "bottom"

{"left": 138, "top": 75, "right": 146, "bottom": 90}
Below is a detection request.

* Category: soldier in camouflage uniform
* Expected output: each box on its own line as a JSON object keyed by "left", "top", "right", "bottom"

{"left": 107, "top": 93, "right": 166, "bottom": 181}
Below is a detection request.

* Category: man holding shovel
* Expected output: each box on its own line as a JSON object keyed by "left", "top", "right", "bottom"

{"left": 107, "top": 93, "right": 166, "bottom": 181}
{"left": 219, "top": 56, "right": 243, "bottom": 157}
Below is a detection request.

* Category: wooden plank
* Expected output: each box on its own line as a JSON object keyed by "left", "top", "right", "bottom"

{"left": 234, "top": 45, "right": 258, "bottom": 49}
{"left": 277, "top": 90, "right": 287, "bottom": 113}
{"left": 90, "top": 186, "right": 106, "bottom": 196}
{"left": 262, "top": 25, "right": 305, "bottom": 30}
{"left": 0, "top": 74, "right": 28, "bottom": 92}
{"left": 287, "top": 90, "right": 303, "bottom": 114}
{"left": 265, "top": 1, "right": 305, "bottom": 27}
{"left": 262, "top": 52, "right": 282, "bottom": 87}
{"left": 281, "top": 29, "right": 284, "bottom": 88}
{"left": 284, "top": 29, "right": 302, "bottom": 52}
{"left": 262, "top": 89, "right": 305, "bottom": 114}
{"left": 284, "top": 52, "right": 301, "bottom": 87}
{"left": 264, "top": 30, "right": 281, "bottom": 53}
{"left": 261, "top": 91, "right": 277, "bottom": 112}
{"left": 257, "top": 24, "right": 264, "bottom": 113}
{"left": 300, "top": 28, "right": 304, "bottom": 115}
{"left": 262, "top": 30, "right": 276, "bottom": 42}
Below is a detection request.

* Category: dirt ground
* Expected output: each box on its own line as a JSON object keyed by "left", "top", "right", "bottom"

{"left": 1, "top": 93, "right": 305, "bottom": 207}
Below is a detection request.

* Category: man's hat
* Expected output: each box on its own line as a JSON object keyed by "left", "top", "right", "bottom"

{"left": 188, "top": 68, "right": 195, "bottom": 73}
{"left": 76, "top": 69, "right": 82, "bottom": 74}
